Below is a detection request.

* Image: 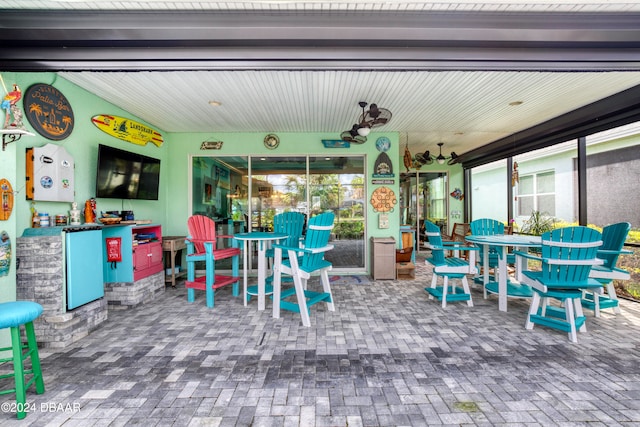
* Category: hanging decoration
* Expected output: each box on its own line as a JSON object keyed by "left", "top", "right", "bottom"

{"left": 512, "top": 161, "right": 520, "bottom": 186}
{"left": 403, "top": 142, "right": 413, "bottom": 172}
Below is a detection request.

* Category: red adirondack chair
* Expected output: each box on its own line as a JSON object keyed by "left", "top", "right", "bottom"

{"left": 185, "top": 215, "right": 240, "bottom": 308}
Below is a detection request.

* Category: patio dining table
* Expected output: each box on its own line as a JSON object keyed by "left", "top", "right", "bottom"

{"left": 465, "top": 234, "right": 542, "bottom": 312}
{"left": 233, "top": 231, "right": 288, "bottom": 311}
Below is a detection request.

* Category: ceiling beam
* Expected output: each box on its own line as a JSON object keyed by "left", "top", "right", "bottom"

{"left": 2, "top": 10, "right": 640, "bottom": 71}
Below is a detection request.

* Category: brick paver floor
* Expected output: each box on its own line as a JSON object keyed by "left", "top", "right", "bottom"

{"left": 2, "top": 256, "right": 639, "bottom": 426}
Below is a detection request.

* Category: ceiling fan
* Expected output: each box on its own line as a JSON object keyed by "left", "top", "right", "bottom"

{"left": 340, "top": 123, "right": 368, "bottom": 144}
{"left": 414, "top": 142, "right": 459, "bottom": 166}
{"left": 340, "top": 101, "right": 392, "bottom": 144}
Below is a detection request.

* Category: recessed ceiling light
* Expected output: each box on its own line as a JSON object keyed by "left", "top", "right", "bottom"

{"left": 509, "top": 101, "right": 523, "bottom": 106}
{"left": 208, "top": 100, "right": 222, "bottom": 107}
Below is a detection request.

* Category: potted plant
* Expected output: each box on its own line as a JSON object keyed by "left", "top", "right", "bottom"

{"left": 520, "top": 210, "right": 555, "bottom": 236}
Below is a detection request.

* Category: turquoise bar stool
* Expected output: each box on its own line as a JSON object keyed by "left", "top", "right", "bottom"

{"left": 0, "top": 301, "right": 45, "bottom": 419}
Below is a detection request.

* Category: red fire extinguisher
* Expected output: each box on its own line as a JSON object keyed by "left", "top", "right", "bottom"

{"left": 106, "top": 237, "right": 122, "bottom": 269}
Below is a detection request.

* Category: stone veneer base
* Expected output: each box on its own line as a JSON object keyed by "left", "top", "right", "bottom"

{"left": 16, "top": 234, "right": 109, "bottom": 348}
{"left": 104, "top": 271, "right": 165, "bottom": 310}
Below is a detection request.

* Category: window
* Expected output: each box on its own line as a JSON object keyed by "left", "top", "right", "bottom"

{"left": 517, "top": 171, "right": 556, "bottom": 217}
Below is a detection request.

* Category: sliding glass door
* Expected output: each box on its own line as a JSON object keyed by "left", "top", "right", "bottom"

{"left": 190, "top": 155, "right": 365, "bottom": 271}
{"left": 400, "top": 171, "right": 448, "bottom": 251}
{"left": 308, "top": 156, "right": 365, "bottom": 270}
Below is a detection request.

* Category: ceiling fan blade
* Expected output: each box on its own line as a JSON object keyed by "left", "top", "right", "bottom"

{"left": 368, "top": 103, "right": 380, "bottom": 118}
{"left": 447, "top": 152, "right": 459, "bottom": 165}
{"left": 361, "top": 107, "right": 392, "bottom": 128}
{"left": 340, "top": 130, "right": 354, "bottom": 142}
{"left": 350, "top": 135, "right": 367, "bottom": 144}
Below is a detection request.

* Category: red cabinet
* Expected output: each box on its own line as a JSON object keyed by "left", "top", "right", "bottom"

{"left": 103, "top": 223, "right": 164, "bottom": 283}
{"left": 133, "top": 240, "right": 164, "bottom": 281}
{"left": 132, "top": 225, "right": 164, "bottom": 281}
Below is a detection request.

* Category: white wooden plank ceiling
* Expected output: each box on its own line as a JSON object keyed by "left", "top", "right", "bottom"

{"left": 58, "top": 70, "right": 640, "bottom": 155}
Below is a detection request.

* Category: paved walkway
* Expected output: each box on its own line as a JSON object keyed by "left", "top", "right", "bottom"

{"left": 2, "top": 257, "right": 640, "bottom": 426}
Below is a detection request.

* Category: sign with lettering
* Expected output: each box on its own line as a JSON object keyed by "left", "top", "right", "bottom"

{"left": 24, "top": 84, "right": 74, "bottom": 140}
{"left": 91, "top": 114, "right": 164, "bottom": 147}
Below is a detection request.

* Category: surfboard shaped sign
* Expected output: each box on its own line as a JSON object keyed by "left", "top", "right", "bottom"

{"left": 91, "top": 114, "right": 164, "bottom": 147}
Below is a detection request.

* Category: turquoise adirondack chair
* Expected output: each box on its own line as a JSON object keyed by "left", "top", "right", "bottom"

{"left": 469, "top": 218, "right": 516, "bottom": 297}
{"left": 271, "top": 212, "right": 335, "bottom": 327}
{"left": 185, "top": 215, "right": 240, "bottom": 308}
{"left": 514, "top": 226, "right": 603, "bottom": 343}
{"left": 424, "top": 220, "right": 479, "bottom": 308}
{"left": 265, "top": 211, "right": 306, "bottom": 266}
{"left": 253, "top": 211, "right": 306, "bottom": 303}
{"left": 582, "top": 222, "right": 632, "bottom": 317}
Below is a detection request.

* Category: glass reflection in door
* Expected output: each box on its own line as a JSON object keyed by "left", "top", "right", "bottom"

{"left": 400, "top": 171, "right": 448, "bottom": 251}
{"left": 309, "top": 156, "right": 365, "bottom": 270}
{"left": 191, "top": 156, "right": 249, "bottom": 269}
{"left": 191, "top": 155, "right": 365, "bottom": 271}
{"left": 249, "top": 156, "right": 307, "bottom": 232}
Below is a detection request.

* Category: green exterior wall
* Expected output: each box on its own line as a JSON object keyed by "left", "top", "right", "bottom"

{"left": 0, "top": 71, "right": 465, "bottom": 312}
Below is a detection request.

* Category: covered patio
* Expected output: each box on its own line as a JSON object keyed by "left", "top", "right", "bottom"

{"left": 4, "top": 258, "right": 639, "bottom": 425}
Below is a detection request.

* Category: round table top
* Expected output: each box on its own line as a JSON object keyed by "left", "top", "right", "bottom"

{"left": 465, "top": 234, "right": 541, "bottom": 247}
{"left": 233, "top": 231, "right": 288, "bottom": 241}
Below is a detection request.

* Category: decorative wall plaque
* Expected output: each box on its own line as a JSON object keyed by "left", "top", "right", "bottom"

{"left": 370, "top": 186, "right": 397, "bottom": 213}
{"left": 373, "top": 152, "right": 394, "bottom": 178}
{"left": 0, "top": 179, "right": 14, "bottom": 220}
{"left": 24, "top": 83, "right": 74, "bottom": 140}
{"left": 0, "top": 230, "right": 10, "bottom": 277}
{"left": 200, "top": 140, "right": 223, "bottom": 150}
{"left": 92, "top": 114, "right": 164, "bottom": 147}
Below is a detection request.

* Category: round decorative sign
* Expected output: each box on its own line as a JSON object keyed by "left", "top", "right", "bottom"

{"left": 24, "top": 84, "right": 75, "bottom": 140}
{"left": 375, "top": 136, "right": 391, "bottom": 152}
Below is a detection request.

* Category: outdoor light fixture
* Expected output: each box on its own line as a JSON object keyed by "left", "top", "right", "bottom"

{"left": 357, "top": 125, "right": 371, "bottom": 137}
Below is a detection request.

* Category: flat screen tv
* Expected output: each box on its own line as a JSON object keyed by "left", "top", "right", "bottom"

{"left": 95, "top": 144, "right": 161, "bottom": 200}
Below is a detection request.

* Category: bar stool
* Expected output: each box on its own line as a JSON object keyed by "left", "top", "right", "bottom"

{"left": 0, "top": 301, "right": 45, "bottom": 419}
